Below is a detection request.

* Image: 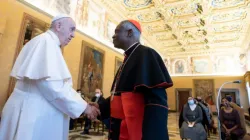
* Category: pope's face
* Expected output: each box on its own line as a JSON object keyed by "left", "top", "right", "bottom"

{"left": 57, "top": 18, "right": 76, "bottom": 47}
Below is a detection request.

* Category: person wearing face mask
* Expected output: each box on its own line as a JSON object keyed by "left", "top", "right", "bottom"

{"left": 196, "top": 97, "right": 212, "bottom": 125}
{"left": 196, "top": 96, "right": 217, "bottom": 135}
{"left": 220, "top": 97, "right": 245, "bottom": 140}
{"left": 92, "top": 89, "right": 104, "bottom": 103}
{"left": 81, "top": 88, "right": 105, "bottom": 135}
{"left": 180, "top": 97, "right": 207, "bottom": 140}
{"left": 196, "top": 96, "right": 208, "bottom": 106}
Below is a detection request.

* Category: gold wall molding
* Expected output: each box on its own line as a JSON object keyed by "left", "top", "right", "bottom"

{"left": 244, "top": 71, "right": 250, "bottom": 86}
{"left": 244, "top": 71, "right": 250, "bottom": 78}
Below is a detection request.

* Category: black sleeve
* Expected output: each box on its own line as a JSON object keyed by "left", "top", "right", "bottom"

{"left": 195, "top": 106, "right": 203, "bottom": 123}
{"left": 99, "top": 96, "right": 110, "bottom": 120}
{"left": 91, "top": 97, "right": 96, "bottom": 102}
{"left": 142, "top": 88, "right": 168, "bottom": 106}
{"left": 219, "top": 109, "right": 224, "bottom": 124}
{"left": 99, "top": 96, "right": 106, "bottom": 104}
{"left": 142, "top": 88, "right": 169, "bottom": 140}
{"left": 183, "top": 105, "right": 189, "bottom": 122}
{"left": 234, "top": 109, "right": 241, "bottom": 128}
{"left": 179, "top": 105, "right": 184, "bottom": 128}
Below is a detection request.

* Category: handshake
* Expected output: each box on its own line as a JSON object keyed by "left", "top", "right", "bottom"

{"left": 84, "top": 102, "right": 100, "bottom": 120}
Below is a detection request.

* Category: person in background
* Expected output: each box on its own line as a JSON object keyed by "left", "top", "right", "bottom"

{"left": 180, "top": 97, "right": 207, "bottom": 140}
{"left": 196, "top": 96, "right": 211, "bottom": 123}
{"left": 81, "top": 89, "right": 105, "bottom": 135}
{"left": 196, "top": 96, "right": 218, "bottom": 134}
{"left": 197, "top": 96, "right": 208, "bottom": 106}
{"left": 220, "top": 97, "right": 245, "bottom": 140}
{"left": 76, "top": 89, "right": 85, "bottom": 99}
{"left": 226, "top": 96, "right": 241, "bottom": 107}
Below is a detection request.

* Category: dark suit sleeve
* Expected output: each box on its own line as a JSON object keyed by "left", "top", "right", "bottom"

{"left": 195, "top": 106, "right": 203, "bottom": 123}
{"left": 183, "top": 105, "right": 189, "bottom": 122}
{"left": 98, "top": 96, "right": 110, "bottom": 120}
{"left": 98, "top": 96, "right": 106, "bottom": 104}
{"left": 91, "top": 97, "right": 96, "bottom": 102}
{"left": 179, "top": 106, "right": 184, "bottom": 128}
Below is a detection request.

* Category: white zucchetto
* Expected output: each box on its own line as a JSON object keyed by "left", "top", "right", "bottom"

{"left": 51, "top": 14, "right": 71, "bottom": 23}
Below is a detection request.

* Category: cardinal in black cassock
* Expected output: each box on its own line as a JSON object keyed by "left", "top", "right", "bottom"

{"left": 96, "top": 20, "right": 173, "bottom": 140}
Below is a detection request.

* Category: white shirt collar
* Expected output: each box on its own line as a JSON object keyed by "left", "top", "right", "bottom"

{"left": 189, "top": 104, "right": 197, "bottom": 111}
{"left": 124, "top": 42, "right": 139, "bottom": 56}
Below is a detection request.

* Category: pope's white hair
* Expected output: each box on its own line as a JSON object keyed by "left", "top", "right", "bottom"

{"left": 50, "top": 18, "right": 68, "bottom": 29}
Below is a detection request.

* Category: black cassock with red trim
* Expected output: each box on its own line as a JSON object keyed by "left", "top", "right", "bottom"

{"left": 99, "top": 43, "right": 173, "bottom": 140}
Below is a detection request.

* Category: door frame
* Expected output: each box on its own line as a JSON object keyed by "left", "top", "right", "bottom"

{"left": 216, "top": 88, "right": 240, "bottom": 106}
{"left": 175, "top": 88, "right": 192, "bottom": 112}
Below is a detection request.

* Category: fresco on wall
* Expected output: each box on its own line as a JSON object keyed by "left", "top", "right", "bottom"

{"left": 20, "top": 0, "right": 110, "bottom": 45}
{"left": 80, "top": 42, "right": 104, "bottom": 98}
{"left": 174, "top": 60, "right": 185, "bottom": 74}
{"left": 73, "top": 0, "right": 89, "bottom": 28}
{"left": 193, "top": 59, "right": 209, "bottom": 73}
{"left": 107, "top": 20, "right": 117, "bottom": 42}
{"left": 215, "top": 57, "right": 230, "bottom": 73}
{"left": 86, "top": 1, "right": 106, "bottom": 37}
{"left": 51, "top": 0, "right": 71, "bottom": 14}
{"left": 168, "top": 55, "right": 246, "bottom": 76}
{"left": 24, "top": 0, "right": 71, "bottom": 15}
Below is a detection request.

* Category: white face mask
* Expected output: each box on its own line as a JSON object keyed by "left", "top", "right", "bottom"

{"left": 95, "top": 93, "right": 101, "bottom": 97}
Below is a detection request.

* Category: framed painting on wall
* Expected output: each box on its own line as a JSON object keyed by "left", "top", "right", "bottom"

{"left": 193, "top": 79, "right": 215, "bottom": 105}
{"left": 114, "top": 57, "right": 123, "bottom": 76}
{"left": 7, "top": 13, "right": 50, "bottom": 99}
{"left": 78, "top": 40, "right": 105, "bottom": 99}
{"left": 174, "top": 59, "right": 185, "bottom": 74}
{"left": 191, "top": 56, "right": 212, "bottom": 74}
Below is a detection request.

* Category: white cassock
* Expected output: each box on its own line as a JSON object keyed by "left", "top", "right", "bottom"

{"left": 0, "top": 30, "right": 87, "bottom": 140}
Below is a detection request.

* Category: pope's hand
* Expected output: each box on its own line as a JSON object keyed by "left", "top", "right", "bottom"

{"left": 84, "top": 104, "right": 100, "bottom": 120}
{"left": 89, "top": 102, "right": 99, "bottom": 109}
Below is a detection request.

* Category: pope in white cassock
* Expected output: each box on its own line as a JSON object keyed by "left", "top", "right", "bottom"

{"left": 0, "top": 15, "right": 100, "bottom": 140}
